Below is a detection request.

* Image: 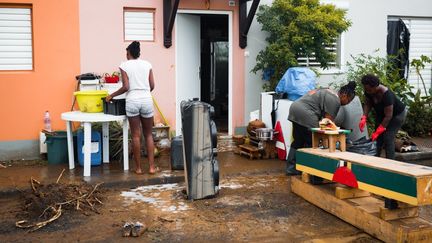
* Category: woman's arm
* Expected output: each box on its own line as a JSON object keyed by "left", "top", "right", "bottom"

{"left": 363, "top": 96, "right": 372, "bottom": 116}
{"left": 378, "top": 90, "right": 396, "bottom": 128}
{"left": 106, "top": 68, "right": 129, "bottom": 101}
{"left": 324, "top": 113, "right": 334, "bottom": 121}
{"left": 149, "top": 69, "right": 155, "bottom": 91}
{"left": 381, "top": 105, "right": 393, "bottom": 128}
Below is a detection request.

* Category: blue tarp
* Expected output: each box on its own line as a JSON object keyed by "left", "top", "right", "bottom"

{"left": 275, "top": 67, "right": 316, "bottom": 101}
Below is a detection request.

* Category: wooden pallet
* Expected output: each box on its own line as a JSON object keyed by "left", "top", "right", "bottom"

{"left": 236, "top": 144, "right": 261, "bottom": 159}
{"left": 291, "top": 176, "right": 432, "bottom": 243}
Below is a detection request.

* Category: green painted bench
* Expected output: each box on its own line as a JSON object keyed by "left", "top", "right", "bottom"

{"left": 296, "top": 148, "right": 432, "bottom": 206}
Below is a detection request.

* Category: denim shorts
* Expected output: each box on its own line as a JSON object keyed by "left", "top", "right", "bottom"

{"left": 126, "top": 99, "right": 154, "bottom": 118}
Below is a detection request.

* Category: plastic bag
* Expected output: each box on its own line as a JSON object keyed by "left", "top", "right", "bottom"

{"left": 275, "top": 67, "right": 316, "bottom": 101}
{"left": 346, "top": 137, "right": 377, "bottom": 156}
{"left": 157, "top": 138, "right": 171, "bottom": 149}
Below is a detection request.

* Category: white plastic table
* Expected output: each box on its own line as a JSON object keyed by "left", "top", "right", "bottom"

{"left": 61, "top": 111, "right": 129, "bottom": 177}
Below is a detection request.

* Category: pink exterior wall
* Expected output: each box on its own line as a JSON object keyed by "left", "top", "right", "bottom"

{"left": 79, "top": 0, "right": 245, "bottom": 132}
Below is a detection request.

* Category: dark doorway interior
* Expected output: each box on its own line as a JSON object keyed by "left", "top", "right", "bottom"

{"left": 200, "top": 15, "right": 229, "bottom": 133}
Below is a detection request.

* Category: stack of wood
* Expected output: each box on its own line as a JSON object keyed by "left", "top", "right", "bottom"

{"left": 234, "top": 119, "right": 276, "bottom": 159}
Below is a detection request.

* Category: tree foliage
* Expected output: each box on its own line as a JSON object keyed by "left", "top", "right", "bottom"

{"left": 345, "top": 51, "right": 415, "bottom": 104}
{"left": 253, "top": 0, "right": 351, "bottom": 91}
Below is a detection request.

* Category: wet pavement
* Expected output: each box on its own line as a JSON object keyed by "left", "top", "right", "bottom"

{"left": 2, "top": 136, "right": 432, "bottom": 196}
{"left": 2, "top": 142, "right": 432, "bottom": 196}
{"left": 2, "top": 144, "right": 432, "bottom": 242}
{"left": 1, "top": 173, "right": 380, "bottom": 242}
{"left": 0, "top": 152, "right": 285, "bottom": 195}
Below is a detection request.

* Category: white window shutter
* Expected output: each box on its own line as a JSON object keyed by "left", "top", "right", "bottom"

{"left": 297, "top": 38, "right": 340, "bottom": 68}
{"left": 124, "top": 10, "right": 154, "bottom": 41}
{"left": 402, "top": 18, "right": 432, "bottom": 96}
{"left": 0, "top": 7, "right": 33, "bottom": 71}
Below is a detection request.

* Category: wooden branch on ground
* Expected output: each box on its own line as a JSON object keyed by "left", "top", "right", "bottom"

{"left": 30, "top": 177, "right": 40, "bottom": 193}
{"left": 16, "top": 205, "right": 62, "bottom": 232}
{"left": 87, "top": 182, "right": 103, "bottom": 199}
{"left": 57, "top": 194, "right": 88, "bottom": 206}
{"left": 94, "top": 197, "right": 103, "bottom": 205}
{"left": 18, "top": 178, "right": 105, "bottom": 232}
{"left": 56, "top": 169, "right": 66, "bottom": 183}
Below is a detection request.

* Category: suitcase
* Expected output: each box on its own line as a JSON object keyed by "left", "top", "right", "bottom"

{"left": 181, "top": 99, "right": 219, "bottom": 200}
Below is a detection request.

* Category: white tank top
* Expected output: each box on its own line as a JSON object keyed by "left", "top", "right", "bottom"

{"left": 119, "top": 59, "right": 152, "bottom": 101}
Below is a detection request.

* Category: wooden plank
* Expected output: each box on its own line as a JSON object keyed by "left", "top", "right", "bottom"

{"left": 299, "top": 148, "right": 432, "bottom": 177}
{"left": 335, "top": 186, "right": 371, "bottom": 199}
{"left": 339, "top": 134, "right": 346, "bottom": 152}
{"left": 417, "top": 177, "right": 432, "bottom": 205}
{"left": 348, "top": 197, "right": 381, "bottom": 214}
{"left": 312, "top": 133, "right": 320, "bottom": 149}
{"left": 302, "top": 172, "right": 310, "bottom": 183}
{"left": 310, "top": 128, "right": 351, "bottom": 135}
{"left": 238, "top": 144, "right": 261, "bottom": 160}
{"left": 291, "top": 177, "right": 432, "bottom": 243}
{"left": 380, "top": 206, "right": 419, "bottom": 221}
{"left": 301, "top": 172, "right": 333, "bottom": 185}
{"left": 328, "top": 135, "right": 336, "bottom": 152}
{"left": 239, "top": 144, "right": 259, "bottom": 152}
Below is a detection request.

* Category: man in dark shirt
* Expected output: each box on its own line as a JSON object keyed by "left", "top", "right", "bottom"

{"left": 359, "top": 74, "right": 407, "bottom": 159}
{"left": 286, "top": 82, "right": 357, "bottom": 175}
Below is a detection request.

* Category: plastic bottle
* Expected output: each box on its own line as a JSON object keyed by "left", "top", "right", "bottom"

{"left": 44, "top": 111, "right": 52, "bottom": 132}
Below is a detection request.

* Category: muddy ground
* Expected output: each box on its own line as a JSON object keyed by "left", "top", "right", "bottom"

{"left": 0, "top": 173, "right": 388, "bottom": 243}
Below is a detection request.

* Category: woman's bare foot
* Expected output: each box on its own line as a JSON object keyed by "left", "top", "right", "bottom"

{"left": 135, "top": 168, "right": 143, "bottom": 175}
{"left": 149, "top": 166, "right": 160, "bottom": 175}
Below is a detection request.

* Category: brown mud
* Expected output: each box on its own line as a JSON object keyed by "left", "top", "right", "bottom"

{"left": 1, "top": 174, "right": 384, "bottom": 242}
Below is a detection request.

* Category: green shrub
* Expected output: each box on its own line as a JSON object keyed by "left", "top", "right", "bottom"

{"left": 402, "top": 90, "right": 432, "bottom": 136}
{"left": 341, "top": 52, "right": 432, "bottom": 137}
{"left": 402, "top": 55, "right": 432, "bottom": 137}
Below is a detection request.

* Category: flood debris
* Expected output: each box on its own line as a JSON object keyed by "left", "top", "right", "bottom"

{"left": 15, "top": 173, "right": 104, "bottom": 232}
{"left": 123, "top": 221, "right": 146, "bottom": 237}
{"left": 158, "top": 216, "right": 175, "bottom": 223}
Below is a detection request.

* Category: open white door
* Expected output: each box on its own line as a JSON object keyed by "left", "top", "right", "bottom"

{"left": 175, "top": 14, "right": 201, "bottom": 134}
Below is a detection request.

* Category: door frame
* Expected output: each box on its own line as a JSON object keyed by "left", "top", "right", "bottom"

{"left": 175, "top": 9, "right": 233, "bottom": 135}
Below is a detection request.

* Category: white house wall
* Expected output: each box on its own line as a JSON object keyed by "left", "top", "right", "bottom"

{"left": 244, "top": 0, "right": 272, "bottom": 123}
{"left": 245, "top": 0, "right": 432, "bottom": 92}
{"left": 319, "top": 0, "right": 432, "bottom": 87}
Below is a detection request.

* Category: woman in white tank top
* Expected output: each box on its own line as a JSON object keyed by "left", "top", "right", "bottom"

{"left": 106, "top": 41, "right": 158, "bottom": 174}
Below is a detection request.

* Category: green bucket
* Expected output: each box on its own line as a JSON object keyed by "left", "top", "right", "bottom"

{"left": 45, "top": 131, "right": 69, "bottom": 164}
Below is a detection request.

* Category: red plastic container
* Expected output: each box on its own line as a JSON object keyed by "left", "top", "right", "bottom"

{"left": 105, "top": 76, "right": 119, "bottom": 83}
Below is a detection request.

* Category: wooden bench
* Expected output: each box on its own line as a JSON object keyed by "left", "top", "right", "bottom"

{"left": 296, "top": 148, "right": 432, "bottom": 206}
